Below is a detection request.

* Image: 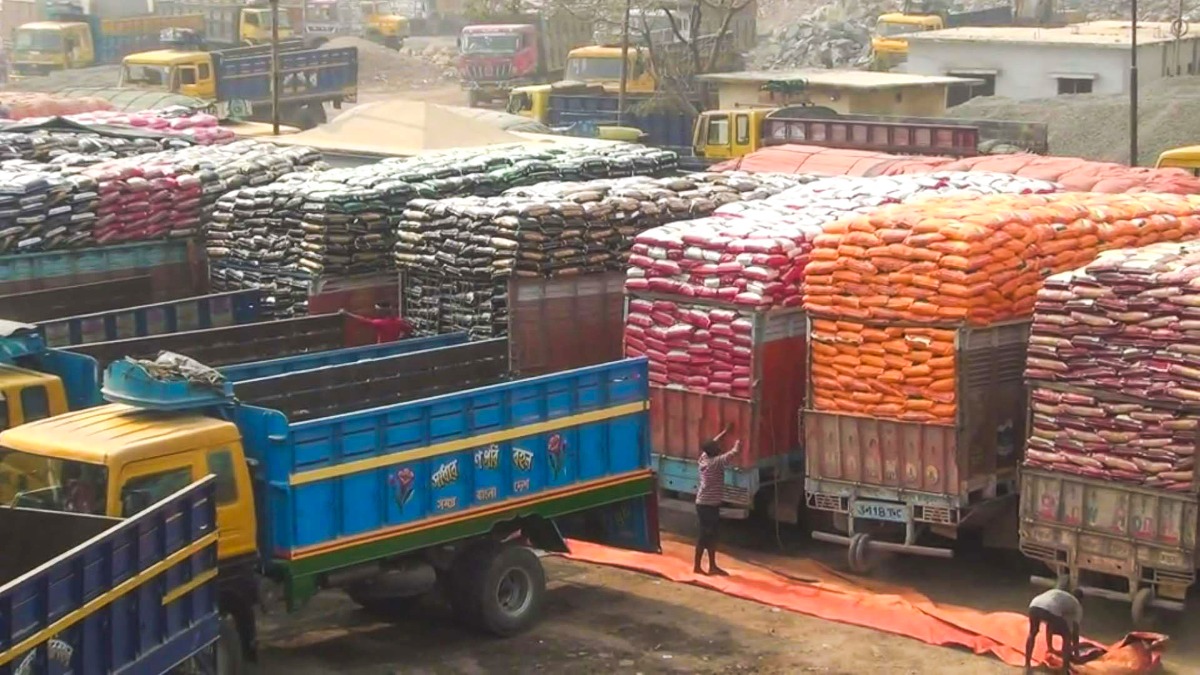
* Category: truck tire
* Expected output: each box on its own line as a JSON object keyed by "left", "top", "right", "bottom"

{"left": 451, "top": 542, "right": 546, "bottom": 636}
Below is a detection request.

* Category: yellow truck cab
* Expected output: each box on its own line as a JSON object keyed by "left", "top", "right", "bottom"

{"left": 0, "top": 402, "right": 258, "bottom": 561}
{"left": 10, "top": 21, "right": 95, "bottom": 76}
{"left": 0, "top": 367, "right": 67, "bottom": 503}
{"left": 508, "top": 83, "right": 550, "bottom": 120}
{"left": 564, "top": 45, "right": 655, "bottom": 93}
{"left": 693, "top": 108, "right": 771, "bottom": 160}
{"left": 121, "top": 49, "right": 216, "bottom": 99}
{"left": 1156, "top": 146, "right": 1200, "bottom": 174}
{"left": 361, "top": 0, "right": 408, "bottom": 48}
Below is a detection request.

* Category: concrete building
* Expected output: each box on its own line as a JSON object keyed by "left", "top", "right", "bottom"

{"left": 695, "top": 69, "right": 981, "bottom": 117}
{"left": 905, "top": 21, "right": 1200, "bottom": 104}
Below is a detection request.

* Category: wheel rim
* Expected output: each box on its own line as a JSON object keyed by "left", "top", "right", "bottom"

{"left": 496, "top": 567, "right": 533, "bottom": 617}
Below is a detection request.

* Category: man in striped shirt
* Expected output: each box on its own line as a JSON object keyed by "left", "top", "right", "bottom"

{"left": 695, "top": 424, "right": 740, "bottom": 575}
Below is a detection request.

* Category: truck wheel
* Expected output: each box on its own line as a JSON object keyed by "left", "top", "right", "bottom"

{"left": 847, "top": 533, "right": 876, "bottom": 575}
{"left": 1131, "top": 587, "right": 1156, "bottom": 628}
{"left": 452, "top": 542, "right": 546, "bottom": 636}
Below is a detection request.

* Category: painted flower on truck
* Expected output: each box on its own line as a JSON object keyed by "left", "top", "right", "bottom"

{"left": 547, "top": 433, "right": 566, "bottom": 478}
{"left": 388, "top": 467, "right": 416, "bottom": 508}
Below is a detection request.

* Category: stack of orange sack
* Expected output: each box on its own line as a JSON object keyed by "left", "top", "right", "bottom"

{"left": 804, "top": 192, "right": 1200, "bottom": 423}
{"left": 811, "top": 319, "right": 960, "bottom": 421}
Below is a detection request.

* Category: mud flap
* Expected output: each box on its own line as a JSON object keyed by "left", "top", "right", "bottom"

{"left": 764, "top": 479, "right": 804, "bottom": 526}
{"left": 556, "top": 493, "right": 661, "bottom": 554}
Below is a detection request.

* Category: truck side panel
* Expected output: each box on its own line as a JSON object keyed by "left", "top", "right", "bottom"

{"left": 542, "top": 12, "right": 592, "bottom": 76}
{"left": 214, "top": 47, "right": 358, "bottom": 105}
{"left": 0, "top": 276, "right": 156, "bottom": 324}
{"left": 67, "top": 313, "right": 360, "bottom": 372}
{"left": 217, "top": 332, "right": 469, "bottom": 382}
{"left": 0, "top": 479, "right": 219, "bottom": 675}
{"left": 95, "top": 13, "right": 205, "bottom": 64}
{"left": 244, "top": 358, "right": 651, "bottom": 562}
{"left": 1020, "top": 469, "right": 1199, "bottom": 580}
{"left": 41, "top": 289, "right": 263, "bottom": 348}
{"left": 508, "top": 273, "right": 625, "bottom": 377}
{"left": 0, "top": 241, "right": 199, "bottom": 298}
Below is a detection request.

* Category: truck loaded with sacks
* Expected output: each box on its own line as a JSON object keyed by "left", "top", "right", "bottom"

{"left": 1019, "top": 242, "right": 1200, "bottom": 625}
{"left": 622, "top": 172, "right": 1066, "bottom": 522}
{"left": 800, "top": 189, "right": 1200, "bottom": 572}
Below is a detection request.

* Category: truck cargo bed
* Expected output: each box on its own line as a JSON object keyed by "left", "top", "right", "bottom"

{"left": 0, "top": 479, "right": 219, "bottom": 672}
{"left": 805, "top": 320, "right": 1029, "bottom": 507}
{"left": 68, "top": 313, "right": 359, "bottom": 370}
{"left": 234, "top": 338, "right": 510, "bottom": 422}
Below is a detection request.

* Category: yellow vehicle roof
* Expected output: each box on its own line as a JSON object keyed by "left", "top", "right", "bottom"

{"left": 1156, "top": 145, "right": 1200, "bottom": 168}
{"left": 124, "top": 50, "right": 204, "bottom": 66}
{"left": 878, "top": 12, "right": 941, "bottom": 25}
{"left": 0, "top": 403, "right": 240, "bottom": 466}
{"left": 0, "top": 363, "right": 62, "bottom": 390}
{"left": 568, "top": 45, "right": 637, "bottom": 58}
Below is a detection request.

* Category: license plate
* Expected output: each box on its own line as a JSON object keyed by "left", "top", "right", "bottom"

{"left": 852, "top": 499, "right": 908, "bottom": 523}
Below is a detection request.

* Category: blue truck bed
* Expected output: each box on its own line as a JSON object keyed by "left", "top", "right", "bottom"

{"left": 39, "top": 288, "right": 263, "bottom": 347}
{"left": 0, "top": 478, "right": 219, "bottom": 674}
{"left": 214, "top": 46, "right": 358, "bottom": 106}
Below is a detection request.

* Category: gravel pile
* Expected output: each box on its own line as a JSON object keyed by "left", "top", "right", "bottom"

{"left": 950, "top": 76, "right": 1200, "bottom": 166}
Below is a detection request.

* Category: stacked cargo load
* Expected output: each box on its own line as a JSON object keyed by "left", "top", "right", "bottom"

{"left": 625, "top": 173, "right": 1058, "bottom": 521}
{"left": 396, "top": 171, "right": 804, "bottom": 377}
{"left": 800, "top": 190, "right": 1200, "bottom": 573}
{"left": 1019, "top": 241, "right": 1200, "bottom": 624}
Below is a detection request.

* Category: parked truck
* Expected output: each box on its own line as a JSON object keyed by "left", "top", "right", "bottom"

{"left": 693, "top": 105, "right": 1050, "bottom": 161}
{"left": 304, "top": 0, "right": 408, "bottom": 48}
{"left": 0, "top": 342, "right": 658, "bottom": 668}
{"left": 0, "top": 478, "right": 221, "bottom": 673}
{"left": 154, "top": 0, "right": 295, "bottom": 48}
{"left": 1019, "top": 383, "right": 1200, "bottom": 625}
{"left": 646, "top": 301, "right": 808, "bottom": 523}
{"left": 9, "top": 10, "right": 205, "bottom": 79}
{"left": 119, "top": 39, "right": 357, "bottom": 128}
{"left": 563, "top": 36, "right": 745, "bottom": 95}
{"left": 805, "top": 320, "right": 1028, "bottom": 572}
{"left": 458, "top": 10, "right": 592, "bottom": 108}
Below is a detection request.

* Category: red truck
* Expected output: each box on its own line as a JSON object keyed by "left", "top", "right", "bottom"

{"left": 457, "top": 9, "right": 591, "bottom": 108}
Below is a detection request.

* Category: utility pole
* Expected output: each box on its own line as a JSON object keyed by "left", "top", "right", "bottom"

{"left": 617, "top": 0, "right": 632, "bottom": 126}
{"left": 1130, "top": 0, "right": 1139, "bottom": 166}
{"left": 270, "top": 0, "right": 280, "bottom": 134}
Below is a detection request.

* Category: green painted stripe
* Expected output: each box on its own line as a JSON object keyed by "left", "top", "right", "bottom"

{"left": 277, "top": 474, "right": 654, "bottom": 607}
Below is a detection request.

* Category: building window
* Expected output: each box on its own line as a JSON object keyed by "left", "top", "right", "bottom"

{"left": 1057, "top": 77, "right": 1093, "bottom": 95}
{"left": 946, "top": 72, "right": 995, "bottom": 107}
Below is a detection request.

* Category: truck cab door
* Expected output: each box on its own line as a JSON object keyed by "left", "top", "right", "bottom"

{"left": 698, "top": 113, "right": 733, "bottom": 159}
{"left": 733, "top": 112, "right": 752, "bottom": 156}
{"left": 177, "top": 65, "right": 200, "bottom": 97}
{"left": 204, "top": 444, "right": 258, "bottom": 563}
{"left": 241, "top": 10, "right": 262, "bottom": 45}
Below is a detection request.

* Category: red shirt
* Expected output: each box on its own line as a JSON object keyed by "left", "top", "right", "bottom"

{"left": 353, "top": 315, "right": 412, "bottom": 343}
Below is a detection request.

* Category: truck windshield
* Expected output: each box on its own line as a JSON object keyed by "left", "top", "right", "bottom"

{"left": 0, "top": 446, "right": 108, "bottom": 516}
{"left": 566, "top": 57, "right": 624, "bottom": 81}
{"left": 122, "top": 64, "right": 171, "bottom": 88}
{"left": 14, "top": 29, "right": 63, "bottom": 51}
{"left": 875, "top": 20, "right": 929, "bottom": 36}
{"left": 463, "top": 34, "right": 520, "bottom": 53}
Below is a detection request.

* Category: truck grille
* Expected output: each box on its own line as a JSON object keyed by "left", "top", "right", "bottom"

{"left": 468, "top": 62, "right": 512, "bottom": 80}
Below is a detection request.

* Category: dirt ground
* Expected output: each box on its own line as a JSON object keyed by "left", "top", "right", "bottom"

{"left": 250, "top": 509, "right": 1200, "bottom": 674}
{"left": 255, "top": 558, "right": 1010, "bottom": 675}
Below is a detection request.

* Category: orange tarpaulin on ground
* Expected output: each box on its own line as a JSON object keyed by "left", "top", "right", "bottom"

{"left": 565, "top": 538, "right": 1166, "bottom": 673}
